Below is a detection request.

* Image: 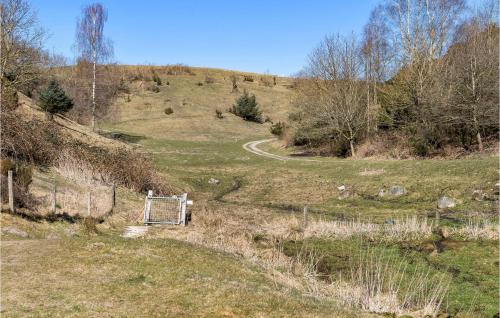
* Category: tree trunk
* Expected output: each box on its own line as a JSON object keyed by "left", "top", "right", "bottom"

{"left": 91, "top": 53, "right": 96, "bottom": 131}
{"left": 349, "top": 139, "right": 356, "bottom": 157}
{"left": 476, "top": 131, "right": 484, "bottom": 152}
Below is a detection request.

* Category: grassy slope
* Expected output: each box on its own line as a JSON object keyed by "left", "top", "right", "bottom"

{"left": 103, "top": 67, "right": 293, "bottom": 142}
{"left": 2, "top": 67, "right": 497, "bottom": 317}
{"left": 1, "top": 233, "right": 352, "bottom": 317}
{"left": 100, "top": 67, "right": 498, "bottom": 317}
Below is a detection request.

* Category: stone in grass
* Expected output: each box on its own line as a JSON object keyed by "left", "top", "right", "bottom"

{"left": 438, "top": 196, "right": 456, "bottom": 209}
{"left": 338, "top": 190, "right": 351, "bottom": 200}
{"left": 472, "top": 189, "right": 487, "bottom": 201}
{"left": 208, "top": 178, "right": 220, "bottom": 185}
{"left": 337, "top": 185, "right": 346, "bottom": 192}
{"left": 389, "top": 185, "right": 406, "bottom": 196}
{"left": 378, "top": 189, "right": 386, "bottom": 197}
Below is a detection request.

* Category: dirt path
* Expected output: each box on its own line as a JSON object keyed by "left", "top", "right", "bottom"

{"left": 242, "top": 139, "right": 320, "bottom": 162}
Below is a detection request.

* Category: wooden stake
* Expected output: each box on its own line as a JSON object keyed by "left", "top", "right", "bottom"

{"left": 52, "top": 183, "right": 57, "bottom": 213}
{"left": 303, "top": 205, "right": 308, "bottom": 230}
{"left": 8, "top": 170, "right": 14, "bottom": 212}
{"left": 111, "top": 183, "right": 116, "bottom": 207}
{"left": 87, "top": 192, "right": 92, "bottom": 217}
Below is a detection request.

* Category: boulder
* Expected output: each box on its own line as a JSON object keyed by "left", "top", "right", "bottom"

{"left": 337, "top": 185, "right": 346, "bottom": 192}
{"left": 438, "top": 196, "right": 456, "bottom": 209}
{"left": 472, "top": 189, "right": 486, "bottom": 201}
{"left": 338, "top": 191, "right": 351, "bottom": 200}
{"left": 389, "top": 185, "right": 405, "bottom": 196}
{"left": 208, "top": 178, "right": 220, "bottom": 185}
{"left": 378, "top": 189, "right": 386, "bottom": 197}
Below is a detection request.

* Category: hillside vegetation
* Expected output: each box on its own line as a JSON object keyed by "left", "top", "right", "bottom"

{"left": 101, "top": 66, "right": 294, "bottom": 142}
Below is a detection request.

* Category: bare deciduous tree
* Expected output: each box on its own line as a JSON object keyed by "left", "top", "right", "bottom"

{"left": 75, "top": 2, "right": 112, "bottom": 130}
{"left": 446, "top": 1, "right": 499, "bottom": 150}
{"left": 296, "top": 35, "right": 367, "bottom": 156}
{"left": 361, "top": 5, "right": 393, "bottom": 134}
{"left": 0, "top": 0, "right": 44, "bottom": 98}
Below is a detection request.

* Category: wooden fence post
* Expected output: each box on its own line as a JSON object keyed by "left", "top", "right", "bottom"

{"left": 87, "top": 192, "right": 92, "bottom": 217}
{"left": 111, "top": 183, "right": 116, "bottom": 207}
{"left": 8, "top": 170, "right": 14, "bottom": 212}
{"left": 52, "top": 183, "right": 57, "bottom": 214}
{"left": 303, "top": 205, "right": 308, "bottom": 230}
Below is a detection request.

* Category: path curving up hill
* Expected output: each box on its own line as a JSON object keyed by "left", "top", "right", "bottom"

{"left": 242, "top": 139, "right": 319, "bottom": 162}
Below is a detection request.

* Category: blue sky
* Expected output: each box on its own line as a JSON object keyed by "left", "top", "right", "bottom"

{"left": 31, "top": 1, "right": 479, "bottom": 76}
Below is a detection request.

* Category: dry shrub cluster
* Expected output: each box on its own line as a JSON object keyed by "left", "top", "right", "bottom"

{"left": 57, "top": 143, "right": 170, "bottom": 193}
{"left": 1, "top": 110, "right": 170, "bottom": 196}
{"left": 1, "top": 111, "right": 61, "bottom": 165}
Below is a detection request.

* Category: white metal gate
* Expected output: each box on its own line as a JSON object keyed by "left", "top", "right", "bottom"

{"left": 143, "top": 191, "right": 192, "bottom": 225}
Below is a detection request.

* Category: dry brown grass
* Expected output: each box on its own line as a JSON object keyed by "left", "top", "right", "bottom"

{"left": 331, "top": 250, "right": 450, "bottom": 317}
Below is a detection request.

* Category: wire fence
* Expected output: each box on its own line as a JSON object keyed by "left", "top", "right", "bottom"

{"left": 12, "top": 172, "right": 116, "bottom": 218}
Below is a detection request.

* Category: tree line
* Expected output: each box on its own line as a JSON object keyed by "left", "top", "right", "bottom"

{"left": 291, "top": 0, "right": 499, "bottom": 157}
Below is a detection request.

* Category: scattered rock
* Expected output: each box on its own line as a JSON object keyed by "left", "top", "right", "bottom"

{"left": 472, "top": 189, "right": 487, "bottom": 201}
{"left": 438, "top": 227, "right": 450, "bottom": 239}
{"left": 2, "top": 226, "right": 28, "bottom": 238}
{"left": 87, "top": 242, "right": 106, "bottom": 250}
{"left": 438, "top": 196, "right": 456, "bottom": 209}
{"left": 337, "top": 185, "right": 346, "bottom": 192}
{"left": 378, "top": 189, "right": 386, "bottom": 197}
{"left": 122, "top": 226, "right": 148, "bottom": 238}
{"left": 338, "top": 190, "right": 351, "bottom": 200}
{"left": 208, "top": 178, "right": 220, "bottom": 185}
{"left": 389, "top": 185, "right": 406, "bottom": 196}
{"left": 64, "top": 227, "right": 77, "bottom": 237}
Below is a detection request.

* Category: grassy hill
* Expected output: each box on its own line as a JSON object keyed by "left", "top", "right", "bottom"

{"left": 103, "top": 66, "right": 295, "bottom": 142}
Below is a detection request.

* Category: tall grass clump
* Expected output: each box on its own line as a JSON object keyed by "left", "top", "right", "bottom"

{"left": 332, "top": 250, "right": 450, "bottom": 316}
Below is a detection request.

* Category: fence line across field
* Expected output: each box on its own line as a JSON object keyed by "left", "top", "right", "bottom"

{"left": 5, "top": 170, "right": 116, "bottom": 217}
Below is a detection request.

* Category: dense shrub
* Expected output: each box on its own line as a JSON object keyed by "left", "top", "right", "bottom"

{"left": 164, "top": 107, "right": 174, "bottom": 115}
{"left": 152, "top": 72, "right": 162, "bottom": 86}
{"left": 230, "top": 91, "right": 262, "bottom": 123}
{"left": 39, "top": 80, "right": 73, "bottom": 114}
{"left": 270, "top": 121, "right": 286, "bottom": 136}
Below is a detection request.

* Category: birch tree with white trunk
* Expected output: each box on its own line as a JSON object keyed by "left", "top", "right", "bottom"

{"left": 75, "top": 3, "right": 112, "bottom": 131}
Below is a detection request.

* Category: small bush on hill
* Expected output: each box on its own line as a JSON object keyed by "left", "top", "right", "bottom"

{"left": 230, "top": 90, "right": 262, "bottom": 123}
{"left": 39, "top": 80, "right": 73, "bottom": 115}
{"left": 215, "top": 109, "right": 223, "bottom": 119}
{"left": 260, "top": 76, "right": 273, "bottom": 87}
{"left": 204, "top": 75, "right": 215, "bottom": 84}
{"left": 164, "top": 107, "right": 174, "bottom": 115}
{"left": 270, "top": 121, "right": 287, "bottom": 137}
{"left": 243, "top": 75, "right": 254, "bottom": 82}
{"left": 152, "top": 72, "right": 162, "bottom": 86}
{"left": 196, "top": 82, "right": 203, "bottom": 86}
